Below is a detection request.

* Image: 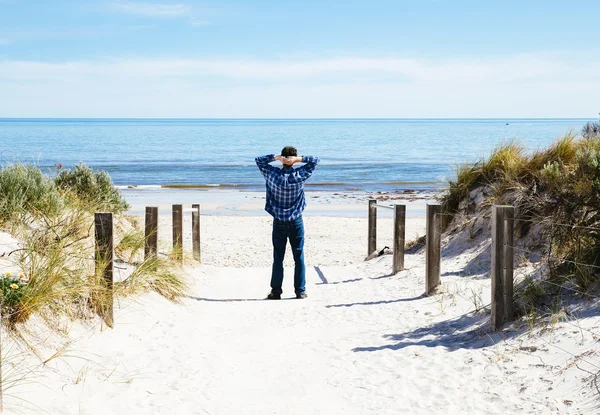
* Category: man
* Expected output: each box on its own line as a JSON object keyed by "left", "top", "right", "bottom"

{"left": 255, "top": 146, "right": 320, "bottom": 300}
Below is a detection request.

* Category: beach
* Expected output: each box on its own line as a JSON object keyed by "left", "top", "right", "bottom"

{"left": 3, "top": 0, "right": 600, "bottom": 411}
{"left": 1, "top": 189, "right": 598, "bottom": 414}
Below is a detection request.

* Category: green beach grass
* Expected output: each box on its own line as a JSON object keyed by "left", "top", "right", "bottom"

{"left": 440, "top": 121, "right": 600, "bottom": 314}
{"left": 0, "top": 163, "right": 188, "bottom": 332}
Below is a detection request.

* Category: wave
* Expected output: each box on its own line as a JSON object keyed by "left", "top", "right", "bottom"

{"left": 42, "top": 160, "right": 450, "bottom": 169}
{"left": 118, "top": 180, "right": 443, "bottom": 191}
{"left": 161, "top": 184, "right": 242, "bottom": 189}
{"left": 116, "top": 184, "right": 162, "bottom": 190}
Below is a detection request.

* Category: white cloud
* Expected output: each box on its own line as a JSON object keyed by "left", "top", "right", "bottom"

{"left": 1, "top": 55, "right": 599, "bottom": 117}
{"left": 189, "top": 18, "right": 209, "bottom": 26}
{"left": 111, "top": 1, "right": 190, "bottom": 18}
{"left": 2, "top": 55, "right": 600, "bottom": 84}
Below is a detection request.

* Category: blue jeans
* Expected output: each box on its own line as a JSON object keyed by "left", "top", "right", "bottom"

{"left": 271, "top": 216, "right": 306, "bottom": 295}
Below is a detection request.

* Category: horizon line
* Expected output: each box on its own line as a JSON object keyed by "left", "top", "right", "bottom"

{"left": 0, "top": 117, "right": 596, "bottom": 121}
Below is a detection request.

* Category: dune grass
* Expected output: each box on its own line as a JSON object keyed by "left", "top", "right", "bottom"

{"left": 3, "top": 210, "right": 189, "bottom": 331}
{"left": 0, "top": 163, "right": 188, "bottom": 333}
{"left": 441, "top": 127, "right": 600, "bottom": 311}
{"left": 114, "top": 256, "right": 189, "bottom": 303}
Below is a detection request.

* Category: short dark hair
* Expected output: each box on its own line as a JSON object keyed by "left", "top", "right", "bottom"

{"left": 281, "top": 146, "right": 298, "bottom": 157}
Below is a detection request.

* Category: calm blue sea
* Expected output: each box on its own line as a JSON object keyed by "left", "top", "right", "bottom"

{"left": 0, "top": 118, "right": 592, "bottom": 192}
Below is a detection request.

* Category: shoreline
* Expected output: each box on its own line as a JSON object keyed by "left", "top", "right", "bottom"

{"left": 122, "top": 187, "right": 439, "bottom": 218}
{"left": 116, "top": 181, "right": 443, "bottom": 192}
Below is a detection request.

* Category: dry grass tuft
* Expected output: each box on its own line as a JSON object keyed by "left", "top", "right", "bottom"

{"left": 115, "top": 257, "right": 190, "bottom": 303}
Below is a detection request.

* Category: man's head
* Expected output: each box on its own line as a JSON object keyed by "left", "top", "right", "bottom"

{"left": 280, "top": 146, "right": 298, "bottom": 167}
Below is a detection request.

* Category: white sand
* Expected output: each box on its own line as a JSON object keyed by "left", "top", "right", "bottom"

{"left": 1, "top": 207, "right": 600, "bottom": 414}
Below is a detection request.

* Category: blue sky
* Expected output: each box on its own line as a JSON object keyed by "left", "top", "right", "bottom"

{"left": 1, "top": 0, "right": 599, "bottom": 117}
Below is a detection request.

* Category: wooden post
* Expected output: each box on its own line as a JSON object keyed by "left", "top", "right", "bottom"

{"left": 491, "top": 205, "right": 505, "bottom": 330}
{"left": 492, "top": 205, "right": 515, "bottom": 330}
{"left": 95, "top": 212, "right": 114, "bottom": 328}
{"left": 393, "top": 204, "right": 406, "bottom": 274}
{"left": 368, "top": 199, "right": 377, "bottom": 257}
{"left": 504, "top": 207, "right": 514, "bottom": 323}
{"left": 144, "top": 206, "right": 158, "bottom": 260}
{"left": 425, "top": 204, "right": 441, "bottom": 295}
{"left": 172, "top": 204, "right": 183, "bottom": 262}
{"left": 192, "top": 204, "right": 201, "bottom": 262}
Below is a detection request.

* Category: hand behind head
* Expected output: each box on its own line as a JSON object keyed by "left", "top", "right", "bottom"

{"left": 281, "top": 156, "right": 294, "bottom": 167}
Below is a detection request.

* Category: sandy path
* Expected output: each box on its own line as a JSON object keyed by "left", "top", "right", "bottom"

{"left": 3, "top": 215, "right": 599, "bottom": 414}
{"left": 10, "top": 255, "right": 582, "bottom": 414}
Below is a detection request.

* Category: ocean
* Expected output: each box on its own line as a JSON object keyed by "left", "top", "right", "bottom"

{"left": 0, "top": 118, "right": 592, "bottom": 192}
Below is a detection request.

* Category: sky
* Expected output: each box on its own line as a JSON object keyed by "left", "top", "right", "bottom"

{"left": 0, "top": 0, "right": 599, "bottom": 118}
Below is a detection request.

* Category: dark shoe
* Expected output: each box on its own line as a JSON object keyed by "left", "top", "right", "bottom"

{"left": 267, "top": 292, "right": 281, "bottom": 300}
{"left": 296, "top": 292, "right": 307, "bottom": 299}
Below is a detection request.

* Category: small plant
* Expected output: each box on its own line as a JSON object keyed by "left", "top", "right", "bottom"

{"left": 469, "top": 286, "right": 483, "bottom": 313}
{"left": 437, "top": 292, "right": 446, "bottom": 314}
{"left": 0, "top": 272, "right": 28, "bottom": 318}
{"left": 526, "top": 309, "right": 538, "bottom": 329}
{"left": 541, "top": 161, "right": 562, "bottom": 181}
{"left": 405, "top": 234, "right": 426, "bottom": 252}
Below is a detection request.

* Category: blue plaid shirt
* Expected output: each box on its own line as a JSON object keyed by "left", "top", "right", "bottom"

{"left": 255, "top": 154, "right": 320, "bottom": 221}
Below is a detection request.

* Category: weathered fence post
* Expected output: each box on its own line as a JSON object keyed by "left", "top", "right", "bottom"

{"left": 144, "top": 206, "right": 158, "bottom": 260}
{"left": 491, "top": 205, "right": 515, "bottom": 330}
{"left": 426, "top": 204, "right": 441, "bottom": 295}
{"left": 393, "top": 204, "right": 406, "bottom": 274}
{"left": 172, "top": 204, "right": 183, "bottom": 262}
{"left": 95, "top": 212, "right": 114, "bottom": 328}
{"left": 192, "top": 204, "right": 201, "bottom": 262}
{"left": 368, "top": 199, "right": 377, "bottom": 257}
{"left": 504, "top": 207, "right": 514, "bottom": 323}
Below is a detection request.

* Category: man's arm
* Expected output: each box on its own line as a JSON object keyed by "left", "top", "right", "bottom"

{"left": 255, "top": 154, "right": 278, "bottom": 178}
{"left": 289, "top": 156, "right": 320, "bottom": 183}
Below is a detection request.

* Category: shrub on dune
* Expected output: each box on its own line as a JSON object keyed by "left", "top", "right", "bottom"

{"left": 54, "top": 163, "right": 129, "bottom": 214}
{"left": 582, "top": 121, "right": 600, "bottom": 139}
{"left": 0, "top": 163, "right": 63, "bottom": 223}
